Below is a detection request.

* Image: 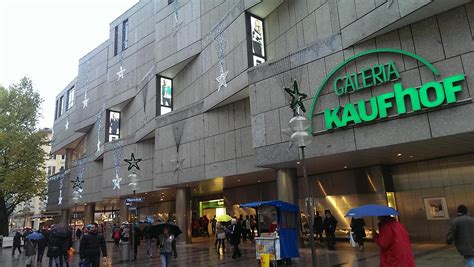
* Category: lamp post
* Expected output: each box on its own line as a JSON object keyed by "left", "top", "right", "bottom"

{"left": 284, "top": 79, "right": 316, "bottom": 267}
{"left": 128, "top": 171, "right": 138, "bottom": 261}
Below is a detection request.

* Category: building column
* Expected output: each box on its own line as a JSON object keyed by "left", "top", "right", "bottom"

{"left": 83, "top": 203, "right": 95, "bottom": 224}
{"left": 60, "top": 209, "right": 70, "bottom": 225}
{"left": 276, "top": 168, "right": 299, "bottom": 205}
{"left": 119, "top": 199, "right": 129, "bottom": 223}
{"left": 175, "top": 187, "right": 191, "bottom": 244}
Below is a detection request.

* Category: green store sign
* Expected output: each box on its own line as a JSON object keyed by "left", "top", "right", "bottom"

{"left": 308, "top": 48, "right": 465, "bottom": 132}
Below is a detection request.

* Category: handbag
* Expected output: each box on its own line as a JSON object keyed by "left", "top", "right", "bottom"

{"left": 217, "top": 232, "right": 226, "bottom": 239}
{"left": 349, "top": 232, "right": 356, "bottom": 247}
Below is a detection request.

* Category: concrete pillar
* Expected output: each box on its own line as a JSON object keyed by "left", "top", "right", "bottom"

{"left": 119, "top": 199, "right": 129, "bottom": 223}
{"left": 276, "top": 168, "right": 298, "bottom": 205}
{"left": 84, "top": 203, "right": 95, "bottom": 224}
{"left": 60, "top": 209, "right": 70, "bottom": 225}
{"left": 175, "top": 187, "right": 191, "bottom": 244}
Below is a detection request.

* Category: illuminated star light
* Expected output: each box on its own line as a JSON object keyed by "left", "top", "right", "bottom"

{"left": 216, "top": 70, "right": 229, "bottom": 91}
{"left": 71, "top": 176, "right": 84, "bottom": 193}
{"left": 82, "top": 93, "right": 89, "bottom": 108}
{"left": 116, "top": 66, "right": 126, "bottom": 81}
{"left": 97, "top": 140, "right": 101, "bottom": 152}
{"left": 124, "top": 153, "right": 142, "bottom": 171}
{"left": 112, "top": 176, "right": 122, "bottom": 190}
{"left": 65, "top": 120, "right": 69, "bottom": 131}
{"left": 58, "top": 196, "right": 63, "bottom": 205}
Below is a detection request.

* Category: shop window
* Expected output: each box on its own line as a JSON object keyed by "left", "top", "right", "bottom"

{"left": 114, "top": 25, "right": 119, "bottom": 56}
{"left": 122, "top": 19, "right": 129, "bottom": 50}
{"left": 246, "top": 14, "right": 266, "bottom": 67}
{"left": 106, "top": 110, "right": 121, "bottom": 142}
{"left": 66, "top": 86, "right": 75, "bottom": 110}
{"left": 157, "top": 76, "right": 173, "bottom": 116}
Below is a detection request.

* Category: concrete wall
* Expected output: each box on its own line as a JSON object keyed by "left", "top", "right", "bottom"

{"left": 393, "top": 153, "right": 474, "bottom": 242}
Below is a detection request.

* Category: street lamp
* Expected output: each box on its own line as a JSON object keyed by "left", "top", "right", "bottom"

{"left": 284, "top": 79, "right": 316, "bottom": 267}
{"left": 127, "top": 171, "right": 139, "bottom": 261}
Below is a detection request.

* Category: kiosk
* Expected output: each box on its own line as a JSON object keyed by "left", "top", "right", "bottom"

{"left": 240, "top": 200, "right": 300, "bottom": 262}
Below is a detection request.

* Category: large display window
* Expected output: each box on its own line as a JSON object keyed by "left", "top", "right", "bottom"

{"left": 157, "top": 76, "right": 173, "bottom": 116}
{"left": 246, "top": 14, "right": 266, "bottom": 67}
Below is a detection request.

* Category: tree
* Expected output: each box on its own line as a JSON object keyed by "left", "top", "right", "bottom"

{"left": 0, "top": 77, "right": 46, "bottom": 235}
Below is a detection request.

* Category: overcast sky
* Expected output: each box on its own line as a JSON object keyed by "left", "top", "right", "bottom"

{"left": 0, "top": 0, "right": 138, "bottom": 129}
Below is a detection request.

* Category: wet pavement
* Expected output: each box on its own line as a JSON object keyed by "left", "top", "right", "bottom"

{"left": 0, "top": 238, "right": 462, "bottom": 266}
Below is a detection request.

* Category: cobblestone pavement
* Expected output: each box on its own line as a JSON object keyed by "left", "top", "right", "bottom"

{"left": 0, "top": 238, "right": 461, "bottom": 266}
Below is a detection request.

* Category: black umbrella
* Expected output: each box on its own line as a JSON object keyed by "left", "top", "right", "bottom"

{"left": 51, "top": 224, "right": 72, "bottom": 238}
{"left": 149, "top": 222, "right": 182, "bottom": 238}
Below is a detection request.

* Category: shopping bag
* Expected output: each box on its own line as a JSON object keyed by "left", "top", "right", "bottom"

{"left": 349, "top": 232, "right": 356, "bottom": 247}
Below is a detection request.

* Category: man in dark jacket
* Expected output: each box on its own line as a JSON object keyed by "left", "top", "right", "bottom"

{"left": 448, "top": 204, "right": 474, "bottom": 267}
{"left": 79, "top": 223, "right": 107, "bottom": 267}
{"left": 323, "top": 210, "right": 338, "bottom": 250}
{"left": 229, "top": 218, "right": 242, "bottom": 259}
{"left": 313, "top": 211, "right": 324, "bottom": 244}
{"left": 37, "top": 227, "right": 49, "bottom": 263}
{"left": 12, "top": 230, "right": 22, "bottom": 255}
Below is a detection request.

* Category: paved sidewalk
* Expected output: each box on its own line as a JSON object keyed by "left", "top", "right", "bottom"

{"left": 0, "top": 238, "right": 462, "bottom": 266}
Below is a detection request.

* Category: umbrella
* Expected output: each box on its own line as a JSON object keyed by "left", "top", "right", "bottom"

{"left": 51, "top": 223, "right": 72, "bottom": 238}
{"left": 148, "top": 222, "right": 182, "bottom": 238}
{"left": 216, "top": 214, "right": 232, "bottom": 222}
{"left": 345, "top": 204, "right": 400, "bottom": 217}
{"left": 26, "top": 232, "right": 44, "bottom": 240}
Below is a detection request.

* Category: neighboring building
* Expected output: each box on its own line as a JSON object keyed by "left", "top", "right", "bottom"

{"left": 48, "top": 0, "right": 474, "bottom": 243}
{"left": 9, "top": 128, "right": 65, "bottom": 230}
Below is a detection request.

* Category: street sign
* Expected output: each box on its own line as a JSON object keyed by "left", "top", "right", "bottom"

{"left": 126, "top": 197, "right": 144, "bottom": 203}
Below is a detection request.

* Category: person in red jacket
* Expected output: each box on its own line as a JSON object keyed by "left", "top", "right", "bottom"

{"left": 373, "top": 216, "right": 415, "bottom": 267}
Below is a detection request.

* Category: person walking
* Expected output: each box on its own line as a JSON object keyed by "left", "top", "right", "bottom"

{"left": 79, "top": 223, "right": 108, "bottom": 267}
{"left": 447, "top": 204, "right": 474, "bottom": 267}
{"left": 25, "top": 237, "right": 37, "bottom": 267}
{"left": 47, "top": 233, "right": 64, "bottom": 267}
{"left": 132, "top": 224, "right": 142, "bottom": 260}
{"left": 211, "top": 215, "right": 217, "bottom": 235}
{"left": 250, "top": 215, "right": 256, "bottom": 242}
{"left": 245, "top": 215, "right": 252, "bottom": 241}
{"left": 313, "top": 211, "right": 324, "bottom": 244}
{"left": 37, "top": 227, "right": 49, "bottom": 263}
{"left": 143, "top": 222, "right": 153, "bottom": 257}
{"left": 373, "top": 216, "right": 415, "bottom": 267}
{"left": 215, "top": 221, "right": 226, "bottom": 254}
{"left": 12, "top": 230, "right": 22, "bottom": 255}
{"left": 229, "top": 218, "right": 242, "bottom": 259}
{"left": 351, "top": 217, "right": 366, "bottom": 250}
{"left": 323, "top": 210, "right": 337, "bottom": 250}
{"left": 112, "top": 227, "right": 121, "bottom": 248}
{"left": 157, "top": 227, "right": 177, "bottom": 267}
{"left": 201, "top": 215, "right": 210, "bottom": 238}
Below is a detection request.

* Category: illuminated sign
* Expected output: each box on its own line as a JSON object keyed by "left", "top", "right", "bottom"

{"left": 308, "top": 48, "right": 466, "bottom": 132}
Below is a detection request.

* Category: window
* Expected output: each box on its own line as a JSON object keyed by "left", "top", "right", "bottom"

{"left": 62, "top": 155, "right": 65, "bottom": 160}
{"left": 54, "top": 100, "right": 59, "bottom": 120}
{"left": 122, "top": 19, "right": 129, "bottom": 50}
{"left": 49, "top": 153, "right": 55, "bottom": 160}
{"left": 114, "top": 25, "right": 119, "bottom": 56}
{"left": 157, "top": 76, "right": 173, "bottom": 116}
{"left": 47, "top": 166, "right": 56, "bottom": 176}
{"left": 58, "top": 96, "right": 64, "bottom": 117}
{"left": 66, "top": 86, "right": 75, "bottom": 110}
{"left": 106, "top": 110, "right": 121, "bottom": 142}
{"left": 246, "top": 14, "right": 266, "bottom": 67}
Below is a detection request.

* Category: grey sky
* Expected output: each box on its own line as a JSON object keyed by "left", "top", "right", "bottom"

{"left": 0, "top": 0, "right": 138, "bottom": 129}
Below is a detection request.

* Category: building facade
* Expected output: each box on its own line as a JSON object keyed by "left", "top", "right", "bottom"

{"left": 48, "top": 0, "right": 474, "bottom": 242}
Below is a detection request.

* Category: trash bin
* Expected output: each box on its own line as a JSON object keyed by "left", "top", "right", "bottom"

{"left": 260, "top": 254, "right": 271, "bottom": 267}
{"left": 119, "top": 241, "right": 130, "bottom": 262}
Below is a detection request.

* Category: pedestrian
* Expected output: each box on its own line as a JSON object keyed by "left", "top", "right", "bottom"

{"left": 211, "top": 215, "right": 217, "bottom": 235}
{"left": 157, "top": 226, "right": 177, "bottom": 267}
{"left": 323, "top": 210, "right": 337, "bottom": 250}
{"left": 250, "top": 214, "right": 256, "bottom": 241}
{"left": 79, "top": 223, "right": 108, "bottom": 267}
{"left": 314, "top": 211, "right": 324, "bottom": 244}
{"left": 12, "top": 230, "right": 22, "bottom": 255}
{"left": 201, "top": 215, "right": 210, "bottom": 238}
{"left": 447, "top": 204, "right": 474, "bottom": 267}
{"left": 229, "top": 218, "right": 242, "bottom": 259}
{"left": 75, "top": 228, "right": 82, "bottom": 240}
{"left": 37, "top": 226, "right": 49, "bottom": 263}
{"left": 112, "top": 227, "right": 121, "bottom": 248}
{"left": 351, "top": 217, "right": 366, "bottom": 250}
{"left": 215, "top": 221, "right": 226, "bottom": 254}
{"left": 121, "top": 224, "right": 129, "bottom": 242}
{"left": 61, "top": 227, "right": 73, "bottom": 267}
{"left": 133, "top": 224, "right": 142, "bottom": 260}
{"left": 245, "top": 215, "right": 251, "bottom": 241}
{"left": 143, "top": 222, "right": 153, "bottom": 257}
{"left": 47, "top": 233, "right": 64, "bottom": 267}
{"left": 25, "top": 237, "right": 37, "bottom": 267}
{"left": 373, "top": 216, "right": 415, "bottom": 267}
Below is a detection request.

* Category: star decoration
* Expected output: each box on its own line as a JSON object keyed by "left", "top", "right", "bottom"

{"left": 71, "top": 176, "right": 84, "bottom": 193}
{"left": 82, "top": 93, "right": 89, "bottom": 108}
{"left": 65, "top": 120, "right": 69, "bottom": 131}
{"left": 173, "top": 14, "right": 183, "bottom": 37}
{"left": 284, "top": 80, "right": 308, "bottom": 115}
{"left": 116, "top": 66, "right": 126, "bottom": 81}
{"left": 216, "top": 70, "right": 229, "bottom": 91}
{"left": 58, "top": 196, "right": 63, "bottom": 205}
{"left": 112, "top": 176, "right": 122, "bottom": 190}
{"left": 124, "top": 153, "right": 142, "bottom": 171}
{"left": 170, "top": 158, "right": 185, "bottom": 173}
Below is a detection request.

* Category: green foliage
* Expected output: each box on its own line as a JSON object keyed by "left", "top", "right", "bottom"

{"left": 0, "top": 77, "right": 47, "bottom": 224}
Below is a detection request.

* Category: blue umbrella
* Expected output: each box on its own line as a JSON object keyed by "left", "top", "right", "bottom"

{"left": 26, "top": 232, "right": 44, "bottom": 240}
{"left": 345, "top": 204, "right": 400, "bottom": 217}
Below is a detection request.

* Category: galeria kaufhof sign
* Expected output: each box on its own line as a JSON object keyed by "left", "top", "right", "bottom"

{"left": 308, "top": 48, "right": 466, "bottom": 132}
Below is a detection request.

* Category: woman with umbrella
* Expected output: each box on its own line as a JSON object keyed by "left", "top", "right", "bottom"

{"left": 157, "top": 226, "right": 178, "bottom": 267}
{"left": 215, "top": 214, "right": 231, "bottom": 255}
